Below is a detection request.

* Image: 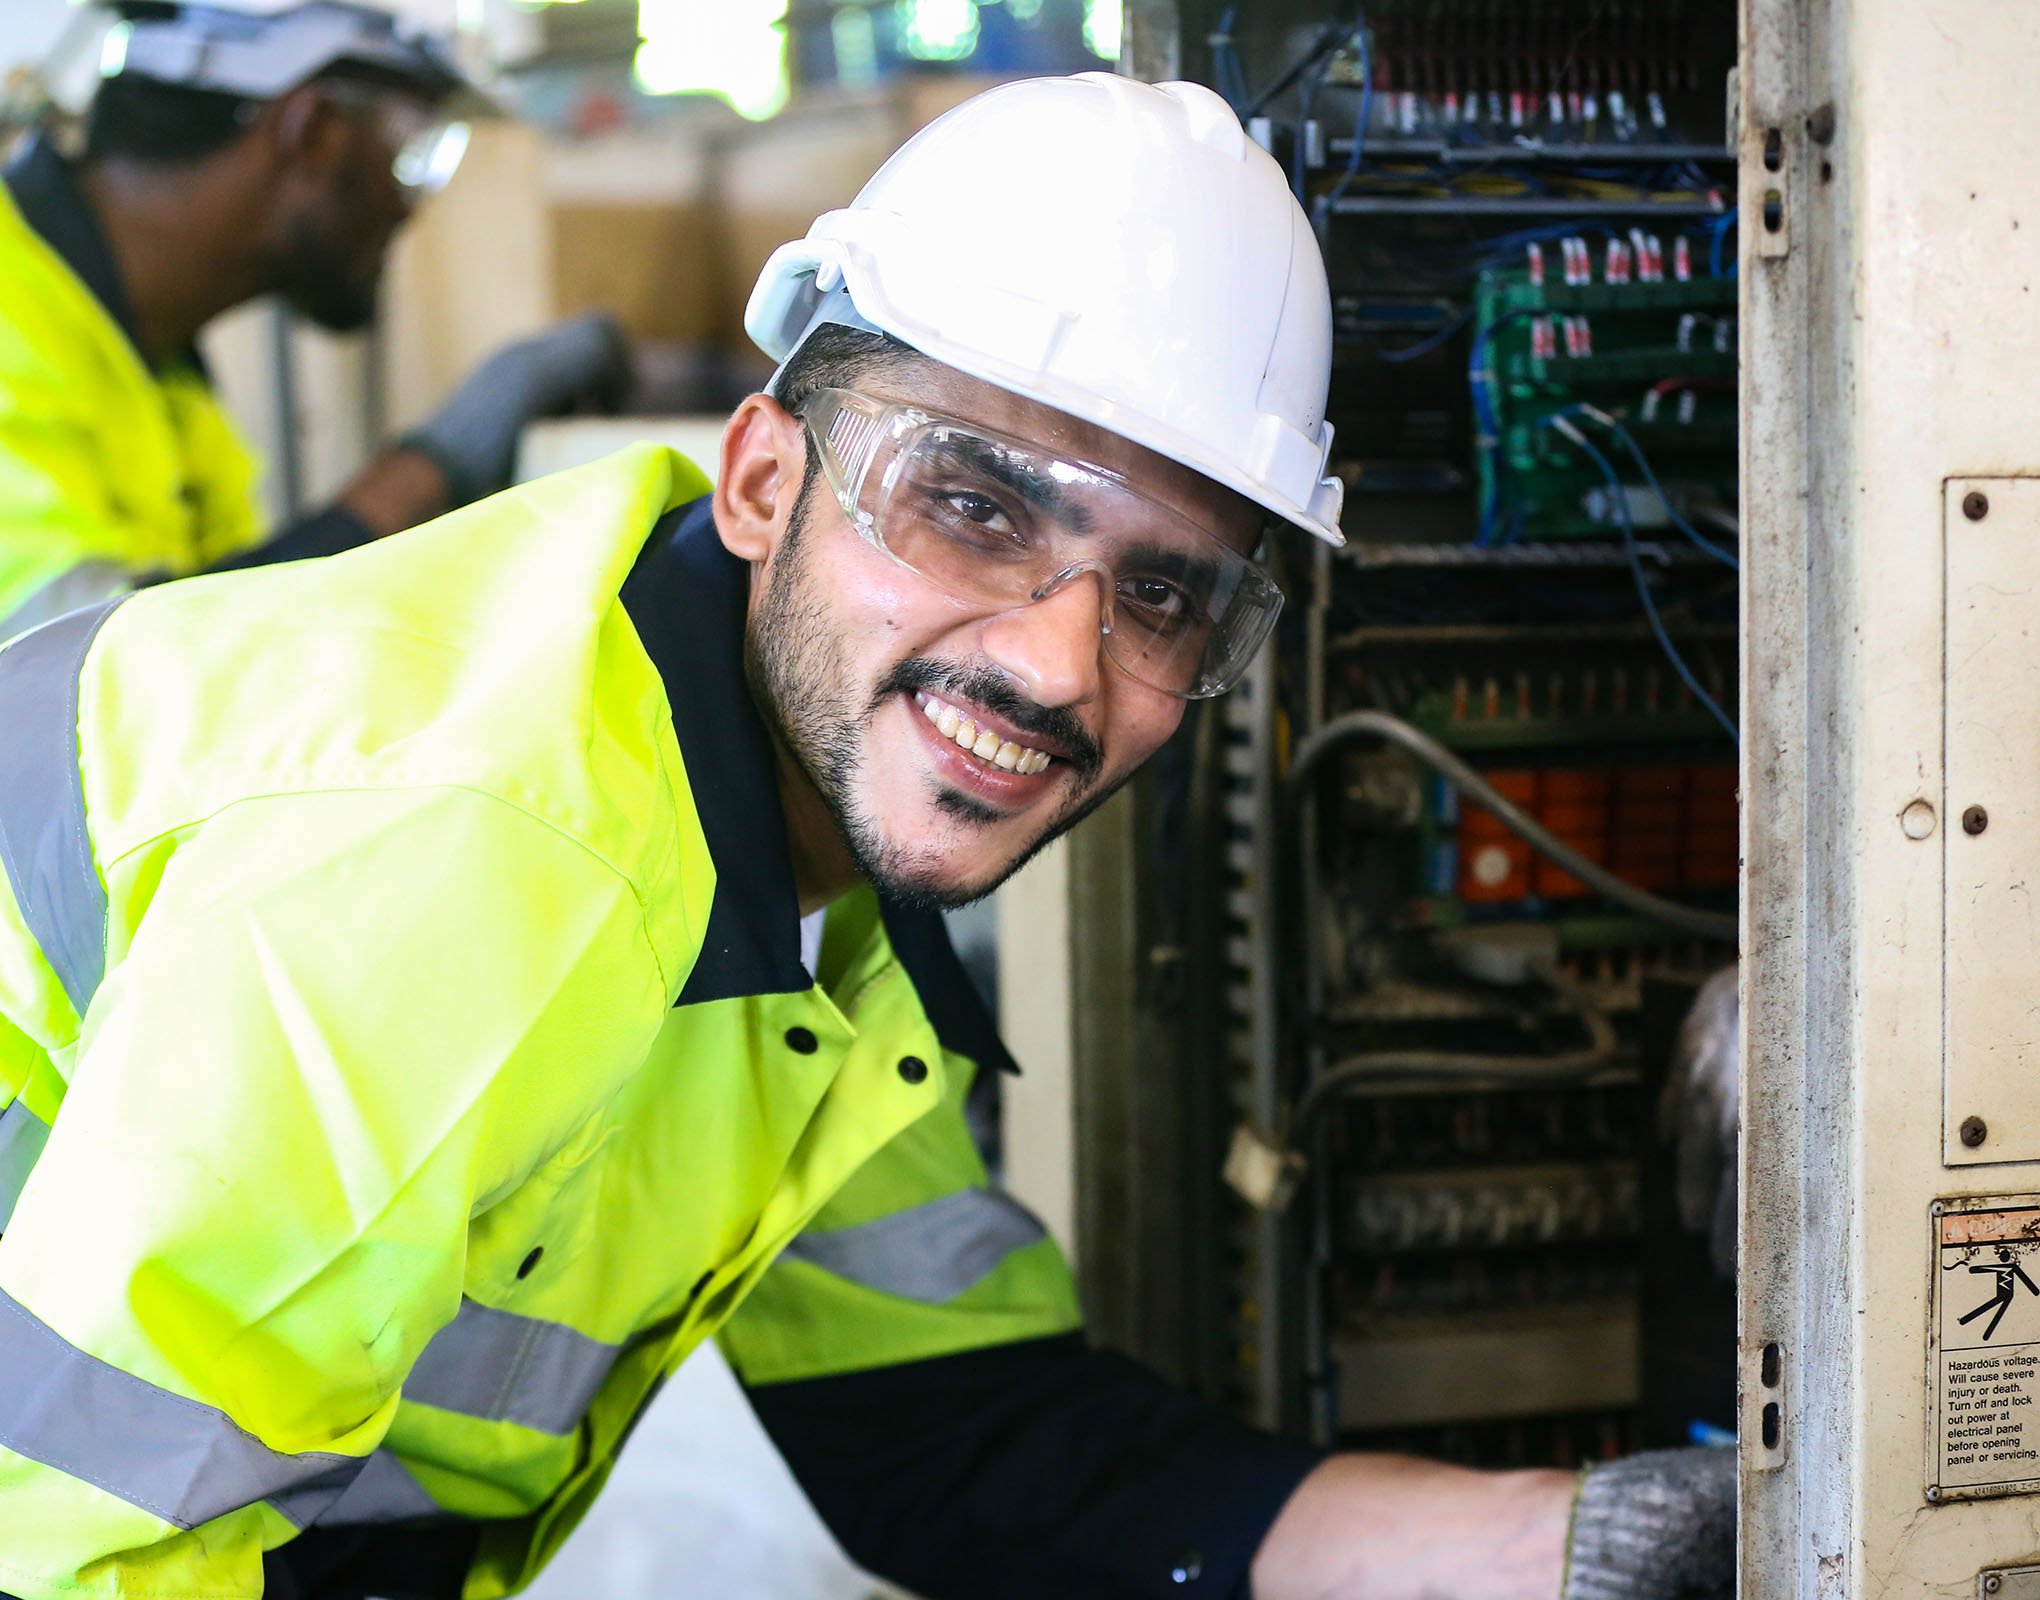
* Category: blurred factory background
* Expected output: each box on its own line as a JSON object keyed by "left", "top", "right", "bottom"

{"left": 0, "top": 0, "right": 1126, "bottom": 527}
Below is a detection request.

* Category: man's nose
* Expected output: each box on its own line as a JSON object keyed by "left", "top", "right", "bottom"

{"left": 979, "top": 565, "right": 1109, "bottom": 709}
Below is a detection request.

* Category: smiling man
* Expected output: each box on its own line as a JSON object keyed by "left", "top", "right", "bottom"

{"left": 735, "top": 354, "right": 1278, "bottom": 912}
{"left": 0, "top": 72, "right": 1730, "bottom": 1600}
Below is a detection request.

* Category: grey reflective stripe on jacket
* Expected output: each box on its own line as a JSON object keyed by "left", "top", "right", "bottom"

{"left": 406, "top": 1297, "right": 622, "bottom": 1434}
{"left": 0, "top": 1098, "right": 50, "bottom": 1232}
{"left": 271, "top": 1449, "right": 445, "bottom": 1530}
{"left": 0, "top": 561, "right": 133, "bottom": 646}
{"left": 0, "top": 1286, "right": 364, "bottom": 1530}
{"left": 0, "top": 594, "right": 634, "bottom": 1536}
{"left": 779, "top": 1188, "right": 1048, "bottom": 1304}
{"left": 0, "top": 1286, "right": 626, "bottom": 1531}
{"left": 0, "top": 595, "right": 124, "bottom": 1017}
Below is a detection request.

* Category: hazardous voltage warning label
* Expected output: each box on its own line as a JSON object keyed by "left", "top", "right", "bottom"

{"left": 1929, "top": 1198, "right": 2040, "bottom": 1502}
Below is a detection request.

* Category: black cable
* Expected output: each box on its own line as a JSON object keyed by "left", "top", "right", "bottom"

{"left": 1240, "top": 22, "right": 1352, "bottom": 119}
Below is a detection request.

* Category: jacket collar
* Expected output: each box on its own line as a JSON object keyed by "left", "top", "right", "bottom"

{"left": 2, "top": 133, "right": 152, "bottom": 365}
{"left": 621, "top": 495, "right": 1017, "bottom": 1075}
{"left": 622, "top": 495, "right": 809, "bottom": 1007}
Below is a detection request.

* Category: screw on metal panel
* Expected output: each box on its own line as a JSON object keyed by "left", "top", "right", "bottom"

{"left": 1962, "top": 1116, "right": 1989, "bottom": 1148}
{"left": 1926, "top": 1484, "right": 1943, "bottom": 1503}
{"left": 1964, "top": 491, "right": 1991, "bottom": 521}
{"left": 1932, "top": 1200, "right": 1947, "bottom": 1217}
{"left": 1986, "top": 1576, "right": 2003, "bottom": 1595}
{"left": 1964, "top": 806, "right": 1990, "bottom": 835}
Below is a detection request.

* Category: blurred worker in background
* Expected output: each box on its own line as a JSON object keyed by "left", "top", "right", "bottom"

{"left": 0, "top": 72, "right": 1729, "bottom": 1600}
{"left": 0, "top": 0, "right": 629, "bottom": 641}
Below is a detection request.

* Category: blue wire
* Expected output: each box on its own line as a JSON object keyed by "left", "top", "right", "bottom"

{"left": 1475, "top": 483, "right": 1502, "bottom": 546}
{"left": 1708, "top": 208, "right": 1738, "bottom": 279}
{"left": 1467, "top": 307, "right": 1540, "bottom": 437}
{"left": 1376, "top": 309, "right": 1472, "bottom": 363}
{"left": 1212, "top": 8, "right": 1247, "bottom": 111}
{"left": 1546, "top": 421, "right": 1738, "bottom": 743}
{"left": 1467, "top": 308, "right": 1544, "bottom": 541}
{"left": 1578, "top": 409, "right": 1739, "bottom": 570}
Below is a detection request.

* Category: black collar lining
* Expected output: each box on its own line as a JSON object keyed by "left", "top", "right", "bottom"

{"left": 622, "top": 496, "right": 1018, "bottom": 1073}
{"left": 622, "top": 498, "right": 809, "bottom": 1008}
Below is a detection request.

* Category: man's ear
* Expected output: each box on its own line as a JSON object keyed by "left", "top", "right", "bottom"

{"left": 714, "top": 393, "right": 808, "bottom": 564}
{"left": 260, "top": 84, "right": 352, "bottom": 183}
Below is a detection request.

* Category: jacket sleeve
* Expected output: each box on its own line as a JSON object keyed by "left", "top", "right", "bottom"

{"left": 717, "top": 1012, "right": 1323, "bottom": 1600}
{"left": 0, "top": 399, "right": 144, "bottom": 636}
{"left": 742, "top": 1333, "right": 1324, "bottom": 1600}
{"left": 204, "top": 506, "right": 381, "bottom": 574}
{"left": 0, "top": 369, "right": 269, "bottom": 638}
{"left": 0, "top": 785, "right": 676, "bottom": 1600}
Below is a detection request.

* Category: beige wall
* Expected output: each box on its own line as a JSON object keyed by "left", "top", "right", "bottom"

{"left": 382, "top": 120, "right": 556, "bottom": 435}
{"left": 544, "top": 77, "right": 1003, "bottom": 365}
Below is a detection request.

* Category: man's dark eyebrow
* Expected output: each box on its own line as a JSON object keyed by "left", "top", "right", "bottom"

{"left": 921, "top": 432, "right": 1097, "bottom": 535}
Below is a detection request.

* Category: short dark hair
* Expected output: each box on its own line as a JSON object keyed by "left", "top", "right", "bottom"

{"left": 771, "top": 320, "right": 928, "bottom": 417}
{"left": 83, "top": 64, "right": 443, "bottom": 167}
{"left": 770, "top": 320, "right": 930, "bottom": 498}
{"left": 84, "top": 74, "right": 253, "bottom": 165}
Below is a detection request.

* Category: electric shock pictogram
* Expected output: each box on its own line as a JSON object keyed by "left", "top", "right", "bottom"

{"left": 1961, "top": 1248, "right": 2040, "bottom": 1342}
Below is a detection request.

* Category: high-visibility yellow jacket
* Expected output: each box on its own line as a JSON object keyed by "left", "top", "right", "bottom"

{"left": 0, "top": 138, "right": 266, "bottom": 641}
{"left": 0, "top": 445, "right": 1099, "bottom": 1598}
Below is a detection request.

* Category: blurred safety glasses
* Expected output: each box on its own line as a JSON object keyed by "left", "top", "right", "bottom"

{"left": 796, "top": 388, "right": 1285, "bottom": 699}
{"left": 322, "top": 81, "right": 471, "bottom": 195}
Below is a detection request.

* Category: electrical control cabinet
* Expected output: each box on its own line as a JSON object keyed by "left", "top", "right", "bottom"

{"left": 1116, "top": 0, "right": 1743, "bottom": 1471}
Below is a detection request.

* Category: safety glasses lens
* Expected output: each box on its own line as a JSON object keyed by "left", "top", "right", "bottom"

{"left": 806, "top": 393, "right": 1280, "bottom": 698}
{"left": 393, "top": 120, "right": 470, "bottom": 193}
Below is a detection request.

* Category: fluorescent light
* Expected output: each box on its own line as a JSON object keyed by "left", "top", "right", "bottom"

{"left": 634, "top": 0, "right": 790, "bottom": 120}
{"left": 899, "top": 0, "right": 979, "bottom": 62}
{"left": 1082, "top": 0, "right": 1120, "bottom": 61}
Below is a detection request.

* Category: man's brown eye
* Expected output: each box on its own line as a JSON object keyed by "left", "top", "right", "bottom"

{"left": 1124, "top": 576, "right": 1187, "bottom": 616}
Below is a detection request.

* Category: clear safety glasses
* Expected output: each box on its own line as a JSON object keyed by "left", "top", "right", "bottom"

{"left": 323, "top": 82, "right": 471, "bottom": 195}
{"left": 797, "top": 388, "right": 1285, "bottom": 699}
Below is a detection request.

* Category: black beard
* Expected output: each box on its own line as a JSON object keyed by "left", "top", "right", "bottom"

{"left": 741, "top": 474, "right": 1124, "bottom": 911}
{"left": 284, "top": 274, "right": 379, "bottom": 335}
{"left": 277, "top": 234, "right": 380, "bottom": 332}
{"left": 276, "top": 166, "right": 385, "bottom": 333}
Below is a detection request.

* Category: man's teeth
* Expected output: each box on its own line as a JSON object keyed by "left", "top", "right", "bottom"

{"left": 915, "top": 692, "right": 1054, "bottom": 775}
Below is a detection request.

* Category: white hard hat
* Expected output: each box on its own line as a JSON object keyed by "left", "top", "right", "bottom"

{"left": 102, "top": 1, "right": 473, "bottom": 105}
{"left": 746, "top": 72, "right": 1345, "bottom": 548}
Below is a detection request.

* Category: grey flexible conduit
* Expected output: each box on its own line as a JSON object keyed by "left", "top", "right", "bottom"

{"left": 1287, "top": 709, "right": 1739, "bottom": 944}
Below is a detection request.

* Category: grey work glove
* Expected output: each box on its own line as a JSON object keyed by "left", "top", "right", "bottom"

{"left": 1659, "top": 964, "right": 1739, "bottom": 1279}
{"left": 401, "top": 310, "right": 633, "bottom": 506}
{"left": 1563, "top": 1447, "right": 1735, "bottom": 1600}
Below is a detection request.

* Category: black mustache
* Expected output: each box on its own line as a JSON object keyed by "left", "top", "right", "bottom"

{"left": 877, "top": 658, "right": 1105, "bottom": 784}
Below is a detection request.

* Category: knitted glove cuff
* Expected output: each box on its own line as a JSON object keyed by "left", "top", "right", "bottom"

{"left": 1561, "top": 1447, "right": 1735, "bottom": 1600}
